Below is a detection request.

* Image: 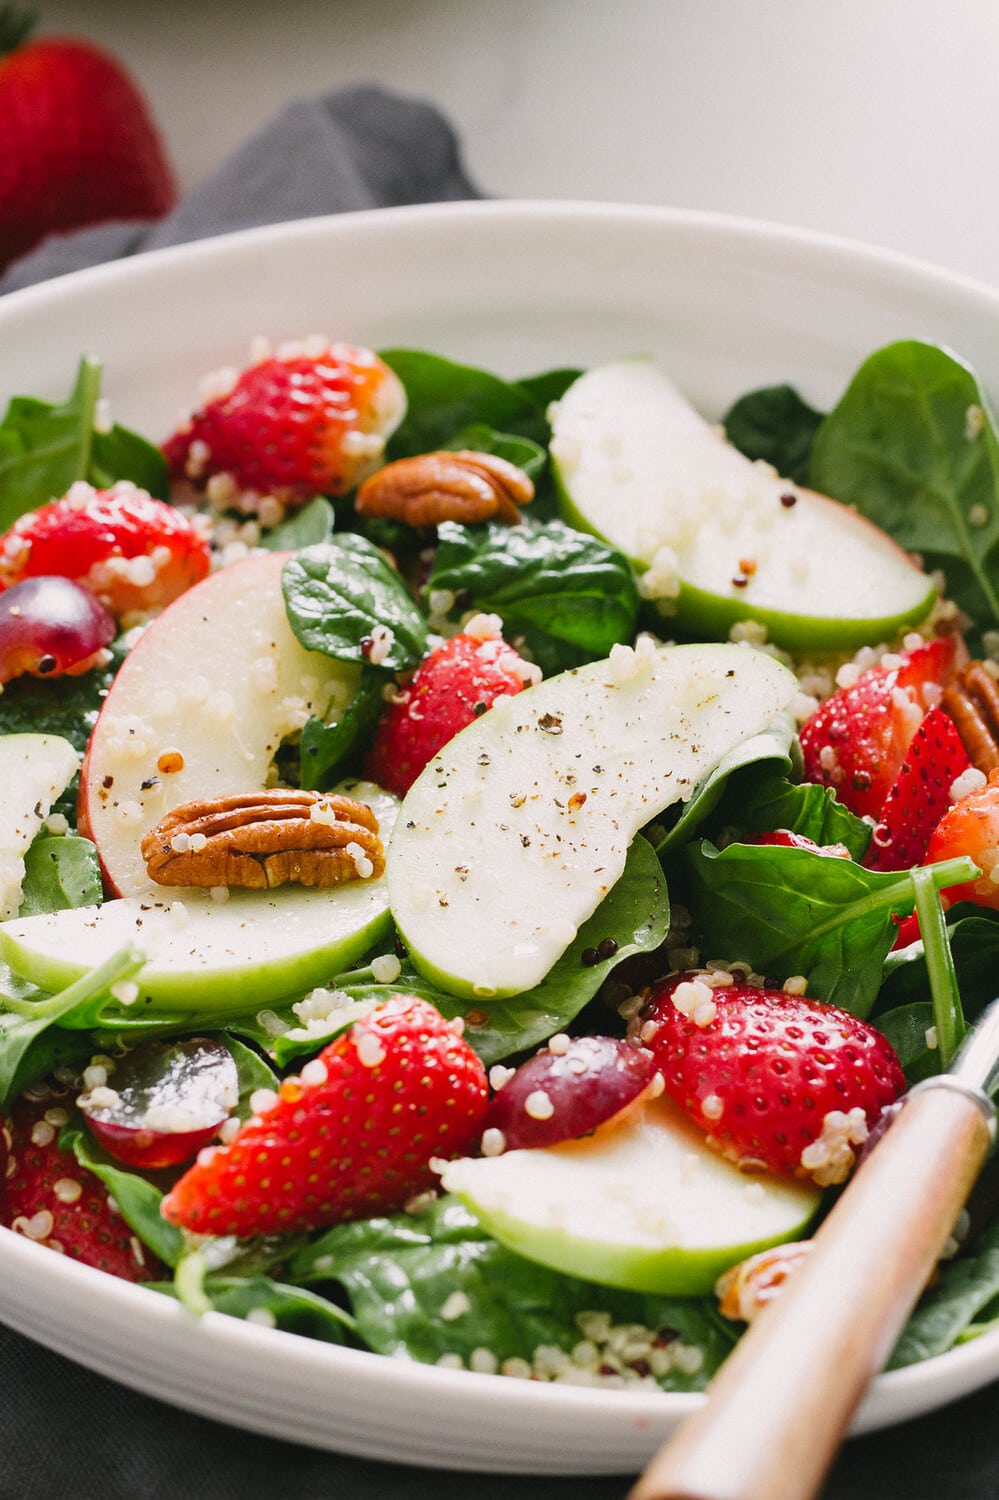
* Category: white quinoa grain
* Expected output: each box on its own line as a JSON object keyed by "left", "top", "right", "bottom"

{"left": 440, "top": 1291, "right": 472, "bottom": 1322}
{"left": 356, "top": 1032, "right": 386, "bottom": 1068}
{"left": 524, "top": 1089, "right": 554, "bottom": 1121}
{"left": 480, "top": 1128, "right": 507, "bottom": 1157}
{"left": 370, "top": 953, "right": 402, "bottom": 984}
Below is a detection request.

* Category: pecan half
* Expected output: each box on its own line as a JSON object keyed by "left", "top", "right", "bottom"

{"left": 715, "top": 1241, "right": 813, "bottom": 1324}
{"left": 354, "top": 449, "right": 534, "bottom": 527}
{"left": 941, "top": 660, "right": 999, "bottom": 773}
{"left": 141, "top": 790, "right": 384, "bottom": 890}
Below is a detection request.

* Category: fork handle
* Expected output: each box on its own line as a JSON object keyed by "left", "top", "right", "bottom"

{"left": 629, "top": 1085, "right": 993, "bottom": 1500}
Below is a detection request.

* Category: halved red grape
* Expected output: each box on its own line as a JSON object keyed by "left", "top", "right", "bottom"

{"left": 485, "top": 1035, "right": 657, "bottom": 1151}
{"left": 78, "top": 1036, "right": 239, "bottom": 1169}
{"left": 0, "top": 574, "right": 115, "bottom": 683}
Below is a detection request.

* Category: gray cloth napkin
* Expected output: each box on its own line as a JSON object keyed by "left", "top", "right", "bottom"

{"left": 0, "top": 83, "right": 479, "bottom": 294}
{"left": 0, "top": 82, "right": 995, "bottom": 1500}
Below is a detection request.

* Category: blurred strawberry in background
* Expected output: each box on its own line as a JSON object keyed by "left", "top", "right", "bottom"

{"left": 0, "top": 7, "right": 176, "bottom": 272}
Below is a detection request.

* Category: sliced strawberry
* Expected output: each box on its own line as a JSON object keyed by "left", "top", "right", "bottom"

{"left": 1, "top": 1084, "right": 159, "bottom": 1282}
{"left": 924, "top": 772, "right": 999, "bottom": 909}
{"left": 632, "top": 974, "right": 905, "bottom": 1185}
{"left": 0, "top": 482, "right": 211, "bottom": 622}
{"left": 364, "top": 628, "right": 536, "bottom": 798}
{"left": 161, "top": 996, "right": 489, "bottom": 1238}
{"left": 864, "top": 706, "right": 971, "bottom": 871}
{"left": 163, "top": 341, "right": 406, "bottom": 504}
{"left": 798, "top": 636, "right": 960, "bottom": 819}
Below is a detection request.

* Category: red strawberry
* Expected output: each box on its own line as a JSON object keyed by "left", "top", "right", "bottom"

{"left": 1, "top": 1084, "right": 158, "bottom": 1282}
{"left": 924, "top": 771, "right": 999, "bottom": 910}
{"left": 163, "top": 341, "right": 406, "bottom": 505}
{"left": 864, "top": 705, "right": 971, "bottom": 871}
{"left": 0, "top": 17, "right": 175, "bottom": 273}
{"left": 161, "top": 995, "right": 489, "bottom": 1238}
{"left": 0, "top": 482, "right": 212, "bottom": 622}
{"left": 799, "top": 636, "right": 960, "bottom": 819}
{"left": 633, "top": 974, "right": 905, "bottom": 1185}
{"left": 365, "top": 629, "right": 536, "bottom": 798}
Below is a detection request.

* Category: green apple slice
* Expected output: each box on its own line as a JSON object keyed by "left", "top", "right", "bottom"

{"left": 388, "top": 641, "right": 796, "bottom": 999}
{"left": 441, "top": 1096, "right": 820, "bottom": 1296}
{"left": 1, "top": 782, "right": 398, "bottom": 1014}
{"left": 0, "top": 733, "right": 80, "bottom": 920}
{"left": 550, "top": 357, "right": 935, "bottom": 650}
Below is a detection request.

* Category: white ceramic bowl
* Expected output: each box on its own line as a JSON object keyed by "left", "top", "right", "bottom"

{"left": 2, "top": 201, "right": 999, "bottom": 1474}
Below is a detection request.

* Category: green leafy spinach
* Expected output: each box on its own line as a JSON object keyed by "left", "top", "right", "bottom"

{"left": 426, "top": 519, "right": 640, "bottom": 675}
{"left": 282, "top": 538, "right": 427, "bottom": 672}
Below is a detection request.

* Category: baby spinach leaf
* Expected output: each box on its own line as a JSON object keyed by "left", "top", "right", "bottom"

{"left": 380, "top": 349, "right": 549, "bottom": 456}
{"left": 260, "top": 496, "right": 335, "bottom": 551}
{"left": 879, "top": 906, "right": 999, "bottom": 1024}
{"left": 723, "top": 383, "right": 824, "bottom": 486}
{"left": 0, "top": 632, "right": 128, "bottom": 754}
{"left": 427, "top": 519, "right": 640, "bottom": 675}
{"left": 888, "top": 1215, "right": 999, "bottom": 1369}
{"left": 282, "top": 538, "right": 427, "bottom": 672}
{"left": 164, "top": 1274, "right": 355, "bottom": 1343}
{"left": 517, "top": 367, "right": 583, "bottom": 410}
{"left": 707, "top": 766, "right": 872, "bottom": 861}
{"left": 909, "top": 866, "right": 965, "bottom": 1067}
{"left": 810, "top": 340, "right": 999, "bottom": 635}
{"left": 875, "top": 1002, "right": 939, "bottom": 1083}
{"left": 649, "top": 715, "right": 797, "bottom": 856}
{"left": 0, "top": 946, "right": 145, "bottom": 1109}
{"left": 0, "top": 356, "right": 166, "bottom": 526}
{"left": 61, "top": 1124, "right": 184, "bottom": 1269}
{"left": 90, "top": 421, "right": 168, "bottom": 501}
{"left": 0, "top": 357, "right": 101, "bottom": 523}
{"left": 444, "top": 423, "right": 548, "bottom": 483}
{"left": 290, "top": 1196, "right": 733, "bottom": 1386}
{"left": 297, "top": 675, "right": 385, "bottom": 791}
{"left": 219, "top": 1033, "right": 279, "bottom": 1121}
{"left": 19, "top": 835, "right": 102, "bottom": 917}
{"left": 272, "top": 835, "right": 668, "bottom": 1068}
{"left": 685, "top": 842, "right": 977, "bottom": 1017}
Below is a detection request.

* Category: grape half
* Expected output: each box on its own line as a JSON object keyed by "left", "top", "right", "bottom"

{"left": 0, "top": 575, "right": 115, "bottom": 683}
{"left": 486, "top": 1035, "right": 656, "bottom": 1150}
{"left": 78, "top": 1036, "right": 240, "bottom": 1169}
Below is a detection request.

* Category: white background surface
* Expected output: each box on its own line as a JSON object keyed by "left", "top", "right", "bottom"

{"left": 38, "top": 0, "right": 999, "bottom": 287}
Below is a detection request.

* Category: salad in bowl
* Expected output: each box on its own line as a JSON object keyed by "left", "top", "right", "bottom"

{"left": 1, "top": 203, "right": 999, "bottom": 1471}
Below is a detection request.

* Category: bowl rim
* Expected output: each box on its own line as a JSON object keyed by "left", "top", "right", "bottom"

{"left": 1, "top": 196, "right": 998, "bottom": 1470}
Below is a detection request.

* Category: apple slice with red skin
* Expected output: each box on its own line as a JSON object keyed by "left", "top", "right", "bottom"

{"left": 78, "top": 1035, "right": 239, "bottom": 1170}
{"left": 78, "top": 550, "right": 360, "bottom": 897}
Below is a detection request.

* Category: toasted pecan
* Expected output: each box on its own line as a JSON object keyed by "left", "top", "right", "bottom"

{"left": 141, "top": 790, "right": 384, "bottom": 890}
{"left": 941, "top": 661, "right": 999, "bottom": 773}
{"left": 715, "top": 1241, "right": 813, "bottom": 1324}
{"left": 354, "top": 449, "right": 534, "bottom": 528}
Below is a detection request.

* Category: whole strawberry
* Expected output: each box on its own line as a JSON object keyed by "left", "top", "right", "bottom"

{"left": 161, "top": 996, "right": 489, "bottom": 1237}
{"left": 1, "top": 1084, "right": 158, "bottom": 1282}
{"left": 163, "top": 341, "right": 407, "bottom": 506}
{"left": 633, "top": 973, "right": 905, "bottom": 1186}
{"left": 799, "top": 636, "right": 959, "bottom": 820}
{"left": 0, "top": 481, "right": 211, "bottom": 622}
{"left": 0, "top": 13, "right": 176, "bottom": 272}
